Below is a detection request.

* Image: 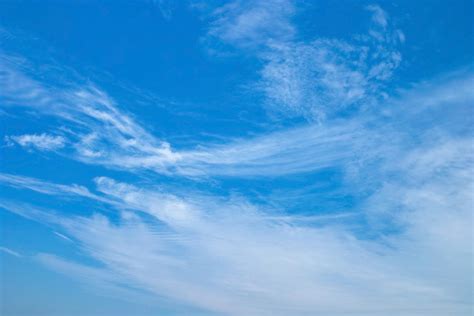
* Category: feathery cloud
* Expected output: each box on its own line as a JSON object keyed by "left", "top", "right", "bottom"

{"left": 204, "top": 0, "right": 295, "bottom": 50}
{"left": 5, "top": 133, "right": 66, "bottom": 151}
{"left": 0, "top": 3, "right": 472, "bottom": 314}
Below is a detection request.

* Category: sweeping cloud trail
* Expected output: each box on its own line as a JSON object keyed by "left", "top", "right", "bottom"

{"left": 0, "top": 1, "right": 472, "bottom": 315}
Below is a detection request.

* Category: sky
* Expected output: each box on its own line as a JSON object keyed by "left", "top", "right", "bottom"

{"left": 0, "top": 1, "right": 473, "bottom": 315}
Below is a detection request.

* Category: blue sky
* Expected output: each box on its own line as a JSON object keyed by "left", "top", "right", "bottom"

{"left": 0, "top": 1, "right": 473, "bottom": 315}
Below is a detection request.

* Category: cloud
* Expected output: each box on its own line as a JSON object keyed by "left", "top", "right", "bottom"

{"left": 153, "top": 0, "right": 174, "bottom": 21}
{"left": 0, "top": 246, "right": 22, "bottom": 257}
{"left": 0, "top": 55, "right": 180, "bottom": 172}
{"left": 2, "top": 76, "right": 473, "bottom": 312}
{"left": 259, "top": 40, "right": 371, "bottom": 120}
{"left": 2, "top": 53, "right": 472, "bottom": 180}
{"left": 0, "top": 6, "right": 405, "bottom": 175}
{"left": 0, "top": 173, "right": 115, "bottom": 205}
{"left": 1, "top": 143, "right": 472, "bottom": 315}
{"left": 175, "top": 119, "right": 368, "bottom": 176}
{"left": 35, "top": 252, "right": 161, "bottom": 306}
{"left": 5, "top": 133, "right": 66, "bottom": 151}
{"left": 134, "top": 71, "right": 474, "bottom": 178}
{"left": 0, "top": 9, "right": 472, "bottom": 314}
{"left": 53, "top": 231, "right": 73, "bottom": 242}
{"left": 199, "top": 2, "right": 404, "bottom": 120}
{"left": 258, "top": 9, "right": 403, "bottom": 120}
{"left": 366, "top": 4, "right": 388, "bottom": 28}
{"left": 362, "top": 136, "right": 473, "bottom": 309}
{"left": 204, "top": 0, "right": 295, "bottom": 50}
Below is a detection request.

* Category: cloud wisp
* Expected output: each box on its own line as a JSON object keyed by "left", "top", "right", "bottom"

{"left": 0, "top": 55, "right": 180, "bottom": 171}
{"left": 5, "top": 133, "right": 66, "bottom": 151}
{"left": 1, "top": 66, "right": 473, "bottom": 312}
{"left": 0, "top": 5, "right": 405, "bottom": 177}
{"left": 0, "top": 246, "right": 22, "bottom": 257}
{"left": 1, "top": 140, "right": 472, "bottom": 315}
{"left": 2, "top": 51, "right": 473, "bottom": 180}
{"left": 204, "top": 0, "right": 295, "bottom": 50}
{"left": 259, "top": 5, "right": 403, "bottom": 120}
{"left": 0, "top": 2, "right": 473, "bottom": 315}
{"left": 203, "top": 2, "right": 404, "bottom": 120}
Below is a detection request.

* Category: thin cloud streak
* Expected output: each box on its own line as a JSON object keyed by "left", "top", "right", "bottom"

{"left": 0, "top": 173, "right": 116, "bottom": 205}
{"left": 0, "top": 246, "right": 22, "bottom": 257}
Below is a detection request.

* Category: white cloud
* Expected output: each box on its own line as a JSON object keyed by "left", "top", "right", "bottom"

{"left": 2, "top": 81, "right": 473, "bottom": 311}
{"left": 0, "top": 13, "right": 472, "bottom": 315}
{"left": 366, "top": 4, "right": 388, "bottom": 28}
{"left": 6, "top": 133, "right": 66, "bottom": 151}
{"left": 175, "top": 119, "right": 367, "bottom": 176}
{"left": 0, "top": 173, "right": 115, "bottom": 205}
{"left": 0, "top": 55, "right": 181, "bottom": 171}
{"left": 35, "top": 252, "right": 160, "bottom": 306}
{"left": 200, "top": 2, "right": 404, "bottom": 120}
{"left": 0, "top": 5, "right": 405, "bottom": 174}
{"left": 258, "top": 14, "right": 403, "bottom": 120}
{"left": 1, "top": 150, "right": 472, "bottom": 315}
{"left": 53, "top": 231, "right": 73, "bottom": 242}
{"left": 140, "top": 71, "right": 469, "bottom": 178}
{"left": 152, "top": 0, "right": 174, "bottom": 21}
{"left": 205, "top": 0, "right": 295, "bottom": 50}
{"left": 2, "top": 52, "right": 472, "bottom": 181}
{"left": 0, "top": 246, "right": 22, "bottom": 257}
{"left": 259, "top": 40, "right": 371, "bottom": 120}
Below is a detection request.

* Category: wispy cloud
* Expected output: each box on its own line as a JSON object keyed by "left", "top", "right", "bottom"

{"left": 175, "top": 119, "right": 368, "bottom": 176}
{"left": 5, "top": 133, "right": 66, "bottom": 151}
{"left": 259, "top": 6, "right": 403, "bottom": 120}
{"left": 366, "top": 4, "right": 388, "bottom": 28}
{"left": 1, "top": 144, "right": 472, "bottom": 315}
{"left": 0, "top": 173, "right": 114, "bottom": 205}
{"left": 2, "top": 53, "right": 472, "bottom": 180}
{"left": 203, "top": 0, "right": 295, "bottom": 50}
{"left": 0, "top": 55, "right": 180, "bottom": 172}
{"left": 0, "top": 246, "right": 22, "bottom": 257}
{"left": 35, "top": 252, "right": 160, "bottom": 306}
{"left": 201, "top": 2, "right": 404, "bottom": 120}
{"left": 2, "top": 77, "right": 473, "bottom": 311}
{"left": 152, "top": 0, "right": 175, "bottom": 21}
{"left": 0, "top": 4, "right": 472, "bottom": 314}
